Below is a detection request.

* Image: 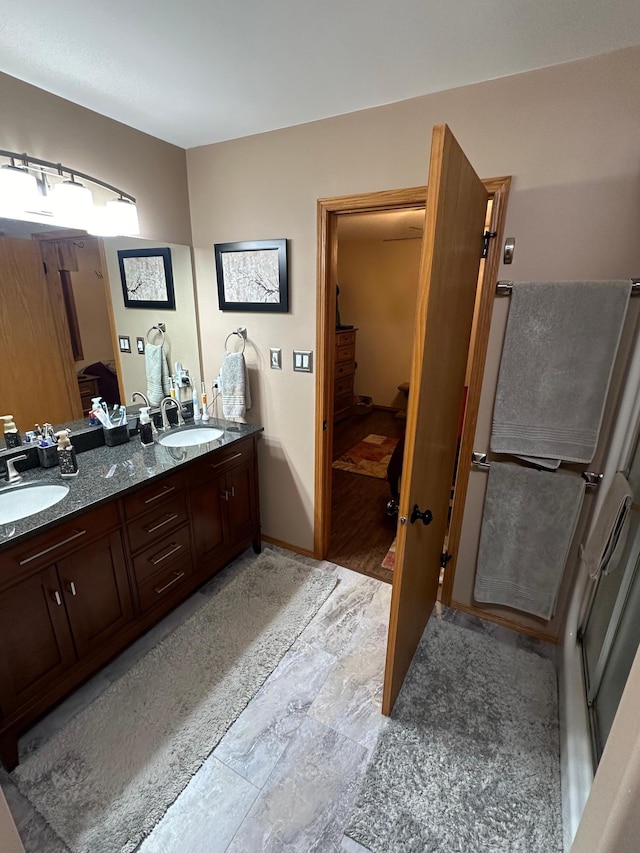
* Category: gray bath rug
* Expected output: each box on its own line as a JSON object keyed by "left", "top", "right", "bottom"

{"left": 346, "top": 618, "right": 562, "bottom": 853}
{"left": 12, "top": 549, "right": 336, "bottom": 853}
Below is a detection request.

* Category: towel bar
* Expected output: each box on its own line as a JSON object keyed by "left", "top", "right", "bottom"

{"left": 471, "top": 452, "right": 603, "bottom": 488}
{"left": 496, "top": 280, "right": 640, "bottom": 296}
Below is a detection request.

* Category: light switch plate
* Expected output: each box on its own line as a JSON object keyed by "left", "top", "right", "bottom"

{"left": 270, "top": 348, "right": 282, "bottom": 369}
{"left": 293, "top": 350, "right": 313, "bottom": 373}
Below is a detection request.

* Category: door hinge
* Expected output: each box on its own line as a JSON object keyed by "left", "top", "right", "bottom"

{"left": 441, "top": 551, "right": 452, "bottom": 569}
{"left": 481, "top": 230, "right": 497, "bottom": 259}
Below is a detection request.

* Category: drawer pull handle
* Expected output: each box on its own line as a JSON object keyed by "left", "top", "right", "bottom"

{"left": 145, "top": 513, "right": 179, "bottom": 534}
{"left": 20, "top": 529, "right": 87, "bottom": 565}
{"left": 53, "top": 590, "right": 62, "bottom": 606}
{"left": 210, "top": 452, "right": 242, "bottom": 470}
{"left": 66, "top": 581, "right": 77, "bottom": 596}
{"left": 155, "top": 571, "right": 185, "bottom": 595}
{"left": 150, "top": 542, "right": 182, "bottom": 566}
{"left": 144, "top": 485, "right": 176, "bottom": 504}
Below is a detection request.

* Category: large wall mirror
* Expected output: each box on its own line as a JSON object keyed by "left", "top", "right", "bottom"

{"left": 0, "top": 218, "right": 201, "bottom": 435}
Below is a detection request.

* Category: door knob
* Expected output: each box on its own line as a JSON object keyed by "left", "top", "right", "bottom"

{"left": 410, "top": 505, "right": 433, "bottom": 525}
{"left": 386, "top": 499, "right": 399, "bottom": 517}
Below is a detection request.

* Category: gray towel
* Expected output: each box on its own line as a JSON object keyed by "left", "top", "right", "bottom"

{"left": 474, "top": 461, "right": 586, "bottom": 620}
{"left": 220, "top": 352, "right": 251, "bottom": 419}
{"left": 145, "top": 343, "right": 171, "bottom": 406}
{"left": 579, "top": 471, "right": 632, "bottom": 580}
{"left": 491, "top": 281, "right": 630, "bottom": 464}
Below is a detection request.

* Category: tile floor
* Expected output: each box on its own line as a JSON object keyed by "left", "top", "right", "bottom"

{"left": 1, "top": 546, "right": 556, "bottom": 852}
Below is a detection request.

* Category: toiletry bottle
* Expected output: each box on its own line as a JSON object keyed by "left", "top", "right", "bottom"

{"left": 139, "top": 407, "right": 154, "bottom": 447}
{"left": 89, "top": 397, "right": 102, "bottom": 425}
{"left": 55, "top": 429, "right": 79, "bottom": 478}
{"left": 1, "top": 415, "right": 22, "bottom": 449}
{"left": 192, "top": 384, "right": 201, "bottom": 422}
{"left": 201, "top": 382, "right": 209, "bottom": 422}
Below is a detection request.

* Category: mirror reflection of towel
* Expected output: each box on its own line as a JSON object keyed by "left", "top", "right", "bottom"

{"left": 145, "top": 343, "right": 171, "bottom": 406}
{"left": 220, "top": 352, "right": 251, "bottom": 419}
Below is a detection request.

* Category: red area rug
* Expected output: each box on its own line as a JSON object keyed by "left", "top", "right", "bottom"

{"left": 332, "top": 434, "right": 399, "bottom": 480}
{"left": 381, "top": 537, "right": 396, "bottom": 571}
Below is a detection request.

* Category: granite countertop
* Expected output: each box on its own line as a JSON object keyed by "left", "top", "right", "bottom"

{"left": 0, "top": 419, "right": 262, "bottom": 552}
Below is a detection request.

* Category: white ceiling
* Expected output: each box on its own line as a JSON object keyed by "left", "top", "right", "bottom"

{"left": 1, "top": 0, "right": 640, "bottom": 149}
{"left": 338, "top": 209, "right": 425, "bottom": 242}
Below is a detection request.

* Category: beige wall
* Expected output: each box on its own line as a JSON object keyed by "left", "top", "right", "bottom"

{"left": 337, "top": 238, "right": 420, "bottom": 407}
{"left": 187, "top": 47, "right": 640, "bottom": 551}
{"left": 102, "top": 238, "right": 200, "bottom": 405}
{"left": 72, "top": 240, "right": 115, "bottom": 372}
{"left": 0, "top": 72, "right": 192, "bottom": 246}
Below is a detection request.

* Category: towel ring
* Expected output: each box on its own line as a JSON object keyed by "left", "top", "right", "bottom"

{"left": 147, "top": 325, "right": 166, "bottom": 346}
{"left": 224, "top": 331, "right": 246, "bottom": 354}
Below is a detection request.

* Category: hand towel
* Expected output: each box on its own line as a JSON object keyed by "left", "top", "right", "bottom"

{"left": 579, "top": 471, "right": 633, "bottom": 580}
{"left": 474, "top": 461, "right": 586, "bottom": 620}
{"left": 491, "top": 281, "right": 631, "bottom": 464}
{"left": 220, "top": 352, "right": 252, "bottom": 419}
{"left": 145, "top": 343, "right": 171, "bottom": 406}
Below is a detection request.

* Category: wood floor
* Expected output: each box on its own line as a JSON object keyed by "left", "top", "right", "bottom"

{"left": 328, "top": 409, "right": 405, "bottom": 584}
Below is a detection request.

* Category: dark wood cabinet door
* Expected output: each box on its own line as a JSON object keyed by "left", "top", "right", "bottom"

{"left": 0, "top": 566, "right": 76, "bottom": 715}
{"left": 190, "top": 473, "right": 227, "bottom": 567}
{"left": 225, "top": 460, "right": 257, "bottom": 546}
{"left": 57, "top": 531, "right": 133, "bottom": 658}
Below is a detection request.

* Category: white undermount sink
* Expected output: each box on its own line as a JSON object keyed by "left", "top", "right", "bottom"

{"left": 0, "top": 483, "right": 69, "bottom": 525}
{"left": 159, "top": 427, "right": 224, "bottom": 448}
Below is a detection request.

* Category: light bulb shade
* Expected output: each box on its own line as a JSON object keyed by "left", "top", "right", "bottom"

{"left": 51, "top": 179, "right": 95, "bottom": 228}
{"left": 106, "top": 198, "right": 140, "bottom": 236}
{"left": 0, "top": 165, "right": 41, "bottom": 217}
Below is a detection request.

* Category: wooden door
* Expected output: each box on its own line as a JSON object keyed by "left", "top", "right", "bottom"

{"left": 190, "top": 474, "right": 227, "bottom": 567}
{"left": 0, "top": 565, "right": 76, "bottom": 715}
{"left": 225, "top": 460, "right": 257, "bottom": 546}
{"left": 57, "top": 531, "right": 133, "bottom": 658}
{"left": 383, "top": 125, "right": 488, "bottom": 714}
{"left": 0, "top": 236, "right": 82, "bottom": 428}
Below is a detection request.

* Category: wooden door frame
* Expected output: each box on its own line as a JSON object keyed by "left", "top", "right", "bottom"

{"left": 314, "top": 178, "right": 511, "bottom": 603}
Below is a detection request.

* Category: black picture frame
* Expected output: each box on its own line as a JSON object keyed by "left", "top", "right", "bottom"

{"left": 214, "top": 239, "right": 288, "bottom": 312}
{"left": 118, "top": 247, "right": 176, "bottom": 310}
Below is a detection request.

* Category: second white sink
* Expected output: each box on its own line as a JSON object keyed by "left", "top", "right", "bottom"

{"left": 159, "top": 427, "right": 224, "bottom": 448}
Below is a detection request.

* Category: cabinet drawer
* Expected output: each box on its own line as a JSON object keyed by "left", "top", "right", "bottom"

{"left": 335, "top": 344, "right": 355, "bottom": 364}
{"left": 335, "top": 331, "right": 356, "bottom": 348}
{"left": 137, "top": 557, "right": 193, "bottom": 613}
{"left": 123, "top": 470, "right": 185, "bottom": 520}
{"left": 335, "top": 361, "right": 355, "bottom": 379}
{"left": 334, "top": 375, "right": 354, "bottom": 397}
{"left": 334, "top": 392, "right": 353, "bottom": 415}
{"left": 132, "top": 525, "right": 192, "bottom": 586}
{"left": 127, "top": 495, "right": 189, "bottom": 554}
{"left": 2, "top": 503, "right": 119, "bottom": 586}
{"left": 187, "top": 437, "right": 254, "bottom": 490}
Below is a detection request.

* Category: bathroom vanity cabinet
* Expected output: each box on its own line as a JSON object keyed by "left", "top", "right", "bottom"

{"left": 0, "top": 433, "right": 261, "bottom": 770}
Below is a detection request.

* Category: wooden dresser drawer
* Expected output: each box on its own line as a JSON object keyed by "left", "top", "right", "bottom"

{"left": 132, "top": 525, "right": 192, "bottom": 586}
{"left": 2, "top": 503, "right": 120, "bottom": 585}
{"left": 335, "top": 331, "right": 357, "bottom": 348}
{"left": 335, "top": 361, "right": 355, "bottom": 380}
{"left": 334, "top": 392, "right": 354, "bottom": 416}
{"left": 334, "top": 375, "right": 354, "bottom": 397}
{"left": 137, "top": 557, "right": 193, "bottom": 613}
{"left": 335, "top": 344, "right": 355, "bottom": 364}
{"left": 123, "top": 470, "right": 185, "bottom": 520}
{"left": 127, "top": 495, "right": 189, "bottom": 555}
{"left": 187, "top": 437, "right": 254, "bottom": 490}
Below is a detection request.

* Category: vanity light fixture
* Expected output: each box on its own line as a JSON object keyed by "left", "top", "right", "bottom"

{"left": 0, "top": 149, "right": 139, "bottom": 236}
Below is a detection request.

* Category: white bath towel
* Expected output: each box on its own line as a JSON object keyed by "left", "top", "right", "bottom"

{"left": 145, "top": 343, "right": 171, "bottom": 406}
{"left": 579, "top": 472, "right": 633, "bottom": 580}
{"left": 220, "top": 352, "right": 252, "bottom": 419}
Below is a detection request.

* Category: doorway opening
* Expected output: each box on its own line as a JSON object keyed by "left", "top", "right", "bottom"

{"left": 315, "top": 178, "right": 511, "bottom": 600}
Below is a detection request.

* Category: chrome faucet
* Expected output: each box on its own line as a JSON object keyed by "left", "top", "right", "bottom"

{"left": 3, "top": 454, "right": 27, "bottom": 484}
{"left": 159, "top": 397, "right": 186, "bottom": 430}
{"left": 131, "top": 391, "right": 150, "bottom": 408}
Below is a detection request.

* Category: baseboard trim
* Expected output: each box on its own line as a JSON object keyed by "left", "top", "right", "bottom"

{"left": 262, "top": 535, "right": 317, "bottom": 560}
{"left": 450, "top": 600, "right": 559, "bottom": 644}
{"left": 372, "top": 404, "right": 402, "bottom": 413}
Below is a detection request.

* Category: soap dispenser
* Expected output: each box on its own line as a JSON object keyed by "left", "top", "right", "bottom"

{"left": 55, "top": 429, "right": 79, "bottom": 478}
{"left": 1, "top": 416, "right": 22, "bottom": 449}
{"left": 139, "top": 407, "right": 154, "bottom": 447}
